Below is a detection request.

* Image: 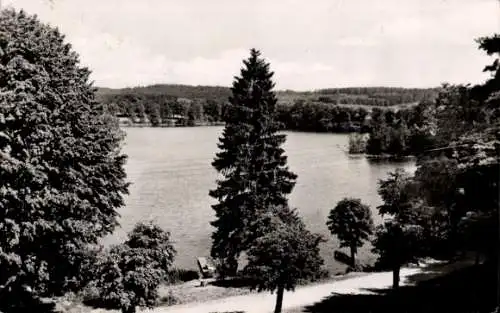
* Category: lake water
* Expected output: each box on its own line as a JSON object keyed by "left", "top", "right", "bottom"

{"left": 104, "top": 127, "right": 415, "bottom": 273}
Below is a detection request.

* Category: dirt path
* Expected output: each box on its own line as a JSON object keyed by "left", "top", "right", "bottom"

{"left": 139, "top": 268, "right": 422, "bottom": 313}
{"left": 89, "top": 259, "right": 473, "bottom": 313}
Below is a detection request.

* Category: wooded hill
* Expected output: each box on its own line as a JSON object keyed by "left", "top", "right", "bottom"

{"left": 98, "top": 84, "right": 438, "bottom": 107}
{"left": 96, "top": 84, "right": 439, "bottom": 132}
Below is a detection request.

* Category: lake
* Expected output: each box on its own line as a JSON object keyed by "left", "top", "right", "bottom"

{"left": 104, "top": 127, "right": 415, "bottom": 273}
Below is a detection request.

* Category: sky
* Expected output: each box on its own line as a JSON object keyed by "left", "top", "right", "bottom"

{"left": 3, "top": 0, "right": 500, "bottom": 90}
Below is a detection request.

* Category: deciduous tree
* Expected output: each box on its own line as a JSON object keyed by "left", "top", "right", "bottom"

{"left": 0, "top": 9, "right": 128, "bottom": 312}
{"left": 326, "top": 198, "right": 374, "bottom": 267}
{"left": 244, "top": 214, "right": 324, "bottom": 313}
{"left": 372, "top": 220, "right": 423, "bottom": 289}
{"left": 377, "top": 169, "right": 417, "bottom": 221}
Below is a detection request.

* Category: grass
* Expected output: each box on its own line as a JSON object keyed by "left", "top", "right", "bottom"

{"left": 158, "top": 279, "right": 254, "bottom": 306}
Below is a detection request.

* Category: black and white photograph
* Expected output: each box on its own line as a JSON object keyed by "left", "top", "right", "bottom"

{"left": 0, "top": 0, "right": 499, "bottom": 312}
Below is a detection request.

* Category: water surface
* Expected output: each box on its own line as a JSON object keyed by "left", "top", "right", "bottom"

{"left": 105, "top": 127, "right": 415, "bottom": 272}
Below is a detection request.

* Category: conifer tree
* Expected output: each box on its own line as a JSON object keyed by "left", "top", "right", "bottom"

{"left": 209, "top": 49, "right": 297, "bottom": 275}
{"left": 0, "top": 9, "right": 128, "bottom": 311}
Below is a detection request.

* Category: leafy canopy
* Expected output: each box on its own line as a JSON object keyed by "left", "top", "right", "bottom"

{"left": 377, "top": 168, "right": 418, "bottom": 220}
{"left": 243, "top": 213, "right": 324, "bottom": 293}
{"left": 0, "top": 9, "right": 128, "bottom": 311}
{"left": 84, "top": 222, "right": 176, "bottom": 313}
{"left": 372, "top": 220, "right": 424, "bottom": 270}
{"left": 326, "top": 198, "right": 374, "bottom": 250}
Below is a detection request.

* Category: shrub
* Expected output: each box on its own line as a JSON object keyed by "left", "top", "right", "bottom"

{"left": 348, "top": 133, "right": 367, "bottom": 154}
{"left": 158, "top": 291, "right": 179, "bottom": 306}
{"left": 84, "top": 222, "right": 176, "bottom": 313}
{"left": 167, "top": 268, "right": 200, "bottom": 284}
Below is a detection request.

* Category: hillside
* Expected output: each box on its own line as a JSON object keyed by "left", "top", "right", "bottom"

{"left": 97, "top": 84, "right": 439, "bottom": 107}
{"left": 97, "top": 84, "right": 232, "bottom": 101}
{"left": 95, "top": 84, "right": 439, "bottom": 133}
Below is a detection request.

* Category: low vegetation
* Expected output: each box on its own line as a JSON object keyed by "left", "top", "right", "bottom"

{"left": 166, "top": 268, "right": 200, "bottom": 284}
{"left": 347, "top": 133, "right": 368, "bottom": 154}
{"left": 83, "top": 222, "right": 176, "bottom": 313}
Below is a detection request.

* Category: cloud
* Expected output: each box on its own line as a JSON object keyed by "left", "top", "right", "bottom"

{"left": 4, "top": 0, "right": 499, "bottom": 89}
{"left": 71, "top": 32, "right": 339, "bottom": 90}
{"left": 336, "top": 37, "right": 380, "bottom": 47}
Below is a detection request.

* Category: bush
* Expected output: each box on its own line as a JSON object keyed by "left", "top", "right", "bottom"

{"left": 167, "top": 268, "right": 200, "bottom": 284}
{"left": 84, "top": 222, "right": 176, "bottom": 313}
{"left": 348, "top": 133, "right": 367, "bottom": 154}
{"left": 297, "top": 268, "right": 330, "bottom": 285}
{"left": 158, "top": 291, "right": 179, "bottom": 306}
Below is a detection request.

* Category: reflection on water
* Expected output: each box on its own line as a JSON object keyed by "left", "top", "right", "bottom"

{"left": 104, "top": 127, "right": 415, "bottom": 272}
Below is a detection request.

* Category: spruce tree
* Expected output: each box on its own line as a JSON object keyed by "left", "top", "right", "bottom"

{"left": 0, "top": 9, "right": 128, "bottom": 311}
{"left": 209, "top": 49, "right": 297, "bottom": 275}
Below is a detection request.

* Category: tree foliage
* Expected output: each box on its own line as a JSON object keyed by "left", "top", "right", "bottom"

{"left": 276, "top": 101, "right": 370, "bottom": 133}
{"left": 347, "top": 133, "right": 368, "bottom": 154}
{"left": 412, "top": 34, "right": 500, "bottom": 263}
{"left": 244, "top": 213, "right": 324, "bottom": 313}
{"left": 84, "top": 222, "right": 176, "bottom": 313}
{"left": 98, "top": 83, "right": 438, "bottom": 132}
{"left": 366, "top": 102, "right": 437, "bottom": 156}
{"left": 377, "top": 169, "right": 418, "bottom": 219}
{"left": 209, "top": 49, "right": 297, "bottom": 275}
{"left": 0, "top": 9, "right": 128, "bottom": 312}
{"left": 373, "top": 169, "right": 428, "bottom": 288}
{"left": 372, "top": 220, "right": 424, "bottom": 288}
{"left": 326, "top": 198, "right": 374, "bottom": 266}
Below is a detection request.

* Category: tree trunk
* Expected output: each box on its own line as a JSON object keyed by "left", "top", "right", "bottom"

{"left": 392, "top": 266, "right": 400, "bottom": 289}
{"left": 274, "top": 284, "right": 285, "bottom": 313}
{"left": 219, "top": 255, "right": 238, "bottom": 278}
{"left": 123, "top": 306, "right": 136, "bottom": 313}
{"left": 475, "top": 250, "right": 480, "bottom": 266}
{"left": 227, "top": 257, "right": 239, "bottom": 277}
{"left": 350, "top": 244, "right": 357, "bottom": 268}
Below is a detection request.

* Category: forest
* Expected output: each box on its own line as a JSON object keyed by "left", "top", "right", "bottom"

{"left": 98, "top": 85, "right": 437, "bottom": 107}
{"left": 97, "top": 85, "right": 441, "bottom": 157}
{"left": 97, "top": 86, "right": 438, "bottom": 134}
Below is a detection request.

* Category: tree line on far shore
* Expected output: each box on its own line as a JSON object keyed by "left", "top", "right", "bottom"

{"left": 98, "top": 86, "right": 445, "bottom": 157}
{"left": 98, "top": 85, "right": 437, "bottom": 110}
{"left": 98, "top": 87, "right": 439, "bottom": 157}
{"left": 97, "top": 85, "right": 437, "bottom": 129}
